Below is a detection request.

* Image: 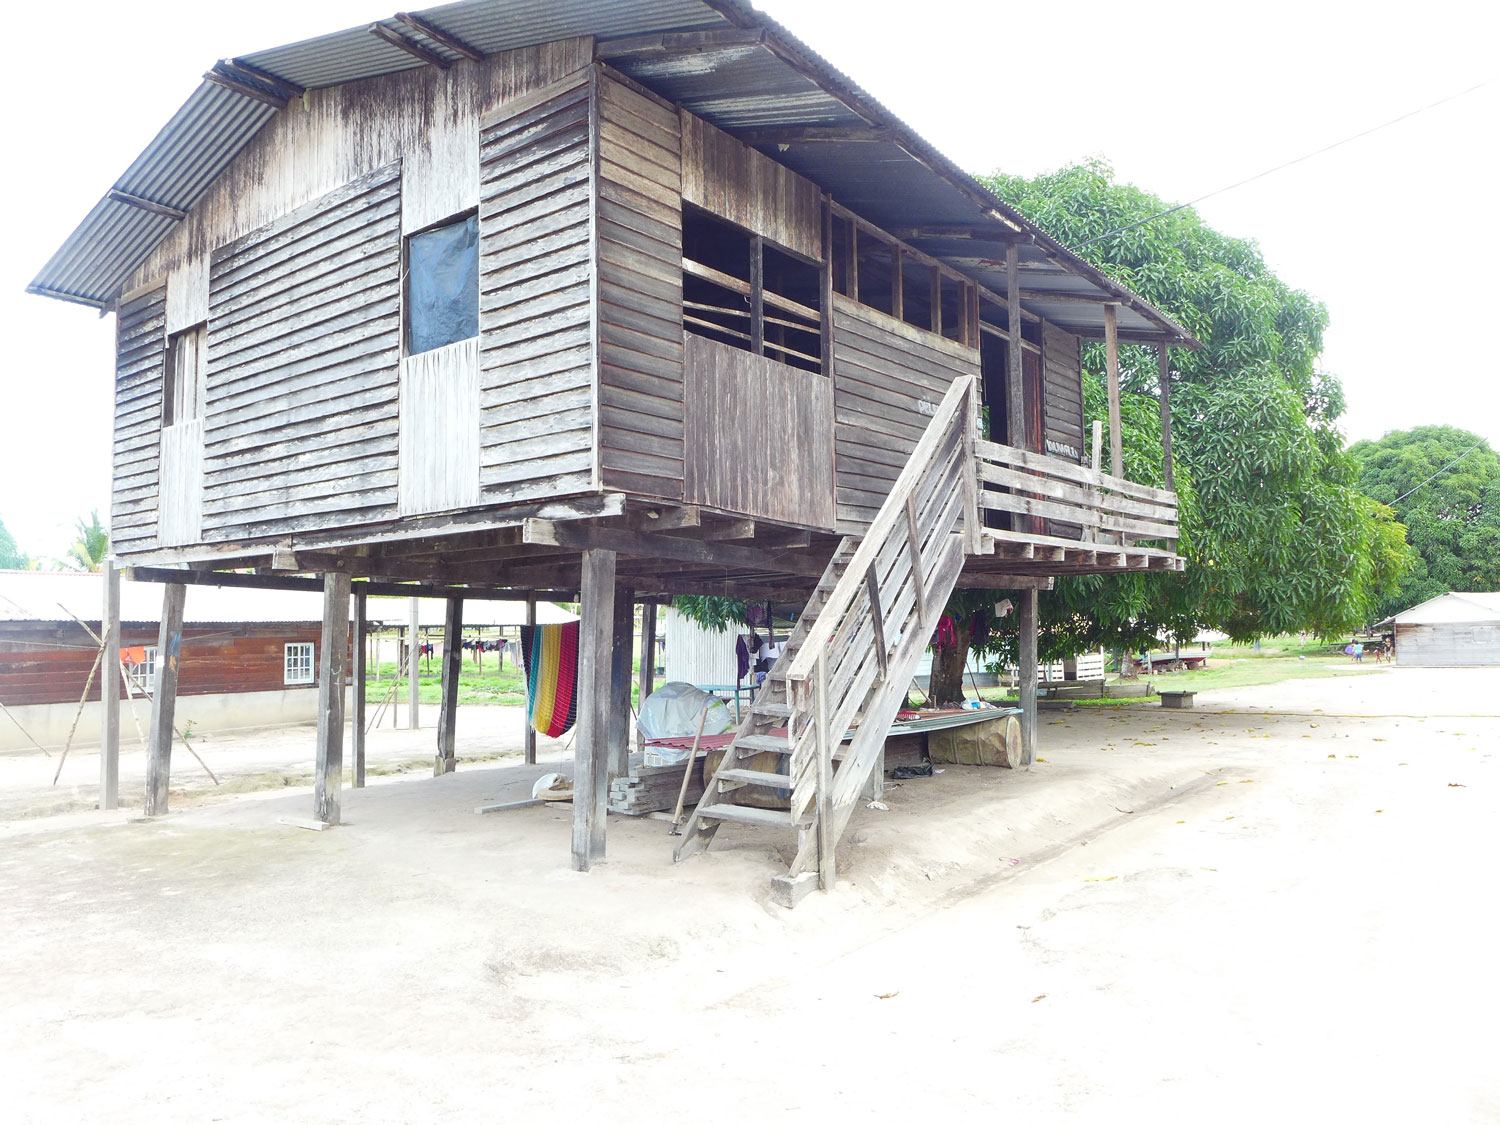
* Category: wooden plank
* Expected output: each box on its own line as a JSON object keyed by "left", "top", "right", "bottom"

{"left": 353, "top": 590, "right": 367, "bottom": 788}
{"left": 864, "top": 564, "right": 889, "bottom": 678}
{"left": 436, "top": 597, "right": 462, "bottom": 775}
{"left": 407, "top": 597, "right": 420, "bottom": 730}
{"left": 100, "top": 560, "right": 121, "bottom": 811}
{"left": 572, "top": 549, "right": 616, "bottom": 871}
{"left": 144, "top": 583, "right": 186, "bottom": 816}
{"left": 1159, "top": 342, "right": 1175, "bottom": 492}
{"left": 524, "top": 594, "right": 537, "bottom": 764}
{"left": 1105, "top": 303, "right": 1123, "bottom": 479}
{"left": 1018, "top": 589, "right": 1038, "bottom": 767}
{"left": 314, "top": 572, "right": 351, "bottom": 824}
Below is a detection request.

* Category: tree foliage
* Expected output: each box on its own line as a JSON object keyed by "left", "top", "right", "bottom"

{"left": 1349, "top": 426, "right": 1500, "bottom": 620}
{"left": 0, "top": 517, "right": 25, "bottom": 570}
{"left": 65, "top": 510, "right": 110, "bottom": 573}
{"left": 978, "top": 160, "right": 1409, "bottom": 643}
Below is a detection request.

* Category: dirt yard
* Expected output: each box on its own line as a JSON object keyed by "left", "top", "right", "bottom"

{"left": 2, "top": 667, "right": 1496, "bottom": 1121}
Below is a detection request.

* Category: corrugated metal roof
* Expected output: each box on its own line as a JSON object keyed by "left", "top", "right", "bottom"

{"left": 30, "top": 0, "right": 1196, "bottom": 345}
{"left": 0, "top": 570, "right": 575, "bottom": 628}
{"left": 1390, "top": 591, "right": 1500, "bottom": 625}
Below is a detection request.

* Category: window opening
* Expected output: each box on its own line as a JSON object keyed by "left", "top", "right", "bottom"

{"left": 163, "top": 324, "right": 206, "bottom": 427}
{"left": 681, "top": 205, "right": 823, "bottom": 374}
{"left": 125, "top": 645, "right": 157, "bottom": 693}
{"left": 406, "top": 213, "right": 478, "bottom": 356}
{"left": 284, "top": 642, "right": 315, "bottom": 686}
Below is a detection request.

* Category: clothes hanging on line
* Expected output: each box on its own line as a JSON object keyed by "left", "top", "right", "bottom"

{"left": 520, "top": 622, "right": 580, "bottom": 738}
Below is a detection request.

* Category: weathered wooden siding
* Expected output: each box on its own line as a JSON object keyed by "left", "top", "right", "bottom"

{"left": 831, "top": 293, "right": 979, "bottom": 534}
{"left": 111, "top": 285, "right": 167, "bottom": 555}
{"left": 596, "top": 73, "right": 685, "bottom": 500}
{"left": 680, "top": 112, "right": 822, "bottom": 261}
{"left": 684, "top": 336, "right": 834, "bottom": 529}
{"left": 1396, "top": 622, "right": 1500, "bottom": 667}
{"left": 123, "top": 39, "right": 596, "bottom": 291}
{"left": 0, "top": 624, "right": 328, "bottom": 706}
{"left": 400, "top": 337, "right": 481, "bottom": 515}
{"left": 157, "top": 419, "right": 204, "bottom": 546}
{"left": 202, "top": 164, "right": 403, "bottom": 540}
{"left": 477, "top": 71, "right": 596, "bottom": 502}
{"left": 1042, "top": 321, "right": 1085, "bottom": 463}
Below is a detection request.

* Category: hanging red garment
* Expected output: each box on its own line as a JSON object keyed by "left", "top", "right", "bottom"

{"left": 934, "top": 615, "right": 957, "bottom": 649}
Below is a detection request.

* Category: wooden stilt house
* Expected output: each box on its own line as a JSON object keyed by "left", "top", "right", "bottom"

{"left": 30, "top": 0, "right": 1196, "bottom": 901}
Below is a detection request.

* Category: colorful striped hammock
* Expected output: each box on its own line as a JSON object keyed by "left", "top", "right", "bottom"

{"left": 520, "top": 622, "right": 579, "bottom": 738}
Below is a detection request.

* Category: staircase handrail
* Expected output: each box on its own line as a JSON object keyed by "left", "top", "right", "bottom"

{"left": 784, "top": 374, "right": 978, "bottom": 688}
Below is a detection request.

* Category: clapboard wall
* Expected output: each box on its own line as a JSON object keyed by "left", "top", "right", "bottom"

{"left": 477, "top": 71, "right": 596, "bottom": 502}
{"left": 111, "top": 285, "right": 167, "bottom": 554}
{"left": 831, "top": 293, "right": 980, "bottom": 534}
{"left": 1042, "top": 321, "right": 1085, "bottom": 463}
{"left": 595, "top": 72, "right": 686, "bottom": 500}
{"left": 202, "top": 164, "right": 404, "bottom": 540}
{"left": 1395, "top": 622, "right": 1500, "bottom": 667}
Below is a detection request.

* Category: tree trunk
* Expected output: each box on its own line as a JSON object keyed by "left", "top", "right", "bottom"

{"left": 928, "top": 617, "right": 971, "bottom": 707}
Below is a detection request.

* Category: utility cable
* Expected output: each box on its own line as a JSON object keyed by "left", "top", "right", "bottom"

{"left": 1390, "top": 440, "right": 1487, "bottom": 505}
{"left": 1077, "top": 77, "right": 1493, "bottom": 248}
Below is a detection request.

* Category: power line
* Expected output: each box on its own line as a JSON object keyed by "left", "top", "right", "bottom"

{"left": 1391, "top": 440, "right": 1486, "bottom": 505}
{"left": 1077, "top": 77, "right": 1493, "bottom": 248}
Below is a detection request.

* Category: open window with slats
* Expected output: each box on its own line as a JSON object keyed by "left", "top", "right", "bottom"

{"left": 681, "top": 205, "right": 823, "bottom": 375}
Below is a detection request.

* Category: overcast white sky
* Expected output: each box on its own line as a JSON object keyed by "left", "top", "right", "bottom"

{"left": 2, "top": 0, "right": 1495, "bottom": 559}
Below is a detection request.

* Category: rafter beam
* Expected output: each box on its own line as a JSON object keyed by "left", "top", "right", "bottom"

{"left": 887, "top": 224, "right": 1033, "bottom": 244}
{"left": 369, "top": 22, "right": 451, "bottom": 69}
{"left": 736, "top": 125, "right": 894, "bottom": 146}
{"left": 106, "top": 190, "right": 187, "bottom": 222}
{"left": 522, "top": 519, "right": 830, "bottom": 579}
{"left": 202, "top": 67, "right": 288, "bottom": 109}
{"left": 393, "top": 12, "right": 485, "bottom": 61}
{"left": 217, "top": 57, "right": 305, "bottom": 100}
{"left": 597, "top": 27, "right": 765, "bottom": 57}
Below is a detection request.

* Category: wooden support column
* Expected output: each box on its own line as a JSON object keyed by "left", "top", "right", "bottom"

{"left": 929, "top": 265, "right": 942, "bottom": 337}
{"left": 144, "top": 582, "right": 186, "bottom": 817}
{"left": 1018, "top": 587, "right": 1039, "bottom": 768}
{"left": 1006, "top": 244, "right": 1024, "bottom": 448}
{"left": 435, "top": 596, "right": 462, "bottom": 776}
{"left": 523, "top": 593, "right": 537, "bottom": 765}
{"left": 352, "top": 590, "right": 367, "bottom": 788}
{"left": 609, "top": 587, "right": 634, "bottom": 778}
{"left": 749, "top": 235, "right": 765, "bottom": 356}
{"left": 1104, "top": 302, "right": 1123, "bottom": 479}
{"left": 820, "top": 198, "right": 834, "bottom": 375}
{"left": 572, "top": 549, "right": 617, "bottom": 871}
{"left": 314, "top": 572, "right": 351, "bottom": 825}
{"left": 890, "top": 247, "right": 904, "bottom": 321}
{"left": 406, "top": 596, "right": 420, "bottom": 729}
{"left": 637, "top": 601, "right": 657, "bottom": 737}
{"left": 100, "top": 559, "right": 121, "bottom": 811}
{"left": 1158, "top": 342, "right": 1175, "bottom": 491}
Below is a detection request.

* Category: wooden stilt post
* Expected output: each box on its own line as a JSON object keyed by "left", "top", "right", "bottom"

{"left": 1018, "top": 588, "right": 1039, "bottom": 768}
{"left": 637, "top": 601, "right": 657, "bottom": 746}
{"left": 314, "top": 572, "right": 351, "bottom": 825}
{"left": 1104, "top": 302, "right": 1123, "bottom": 480}
{"left": 100, "top": 559, "right": 121, "bottom": 811}
{"left": 1006, "top": 243, "right": 1024, "bottom": 450}
{"left": 608, "top": 587, "right": 634, "bottom": 778}
{"left": 573, "top": 548, "right": 616, "bottom": 871}
{"left": 1157, "top": 342, "right": 1174, "bottom": 492}
{"left": 436, "top": 596, "right": 462, "bottom": 776}
{"left": 523, "top": 593, "right": 537, "bottom": 765}
{"left": 144, "top": 582, "right": 186, "bottom": 816}
{"left": 352, "top": 590, "right": 367, "bottom": 788}
{"left": 406, "top": 597, "right": 420, "bottom": 729}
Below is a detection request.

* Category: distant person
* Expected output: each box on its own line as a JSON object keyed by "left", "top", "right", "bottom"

{"left": 1344, "top": 642, "right": 1357, "bottom": 661}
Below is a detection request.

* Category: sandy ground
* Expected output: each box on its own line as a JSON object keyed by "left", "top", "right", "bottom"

{"left": 2, "top": 667, "right": 1497, "bottom": 1122}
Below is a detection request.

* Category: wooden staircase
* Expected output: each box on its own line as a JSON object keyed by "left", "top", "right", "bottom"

{"left": 672, "top": 376, "right": 981, "bottom": 906}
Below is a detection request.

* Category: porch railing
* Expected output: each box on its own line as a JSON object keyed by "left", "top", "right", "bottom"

{"left": 974, "top": 438, "right": 1179, "bottom": 552}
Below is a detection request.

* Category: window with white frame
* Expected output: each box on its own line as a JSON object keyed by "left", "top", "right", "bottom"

{"left": 163, "top": 323, "right": 207, "bottom": 426}
{"left": 284, "top": 642, "right": 315, "bottom": 685}
{"left": 125, "top": 646, "right": 157, "bottom": 693}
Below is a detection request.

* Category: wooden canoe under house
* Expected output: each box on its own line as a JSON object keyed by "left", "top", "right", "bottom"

{"left": 30, "top": 0, "right": 1197, "bottom": 902}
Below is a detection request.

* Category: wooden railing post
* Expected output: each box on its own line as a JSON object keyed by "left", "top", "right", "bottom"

{"left": 962, "top": 377, "right": 981, "bottom": 552}
{"left": 903, "top": 494, "right": 927, "bottom": 629}
{"left": 864, "top": 563, "right": 888, "bottom": 678}
{"left": 814, "top": 652, "right": 834, "bottom": 892}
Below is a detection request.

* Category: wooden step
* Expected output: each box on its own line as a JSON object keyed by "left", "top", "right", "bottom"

{"left": 735, "top": 733, "right": 792, "bottom": 754}
{"left": 717, "top": 768, "right": 793, "bottom": 788}
{"left": 696, "top": 804, "right": 808, "bottom": 829}
{"left": 752, "top": 702, "right": 792, "bottom": 719}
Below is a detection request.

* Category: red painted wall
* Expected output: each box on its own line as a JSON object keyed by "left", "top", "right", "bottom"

{"left": 0, "top": 623, "right": 344, "bottom": 707}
